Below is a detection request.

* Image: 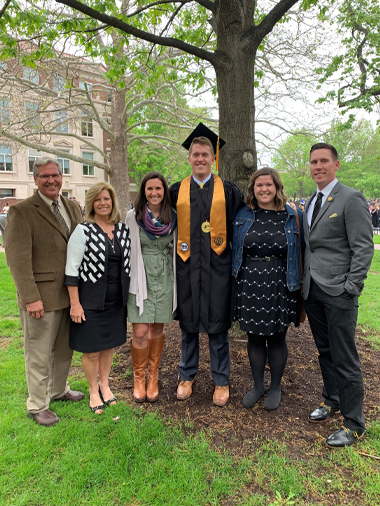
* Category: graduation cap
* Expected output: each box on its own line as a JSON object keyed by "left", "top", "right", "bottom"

{"left": 182, "top": 122, "right": 226, "bottom": 171}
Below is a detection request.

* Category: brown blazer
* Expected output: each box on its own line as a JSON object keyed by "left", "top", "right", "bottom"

{"left": 5, "top": 192, "right": 83, "bottom": 312}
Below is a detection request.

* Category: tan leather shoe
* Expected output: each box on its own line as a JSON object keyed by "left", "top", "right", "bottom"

{"left": 177, "top": 379, "right": 195, "bottom": 400}
{"left": 28, "top": 409, "right": 60, "bottom": 427}
{"left": 213, "top": 385, "right": 229, "bottom": 407}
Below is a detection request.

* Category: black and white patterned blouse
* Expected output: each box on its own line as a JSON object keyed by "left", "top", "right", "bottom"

{"left": 65, "top": 221, "right": 131, "bottom": 311}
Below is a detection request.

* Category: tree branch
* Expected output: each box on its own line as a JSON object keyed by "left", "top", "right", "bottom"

{"left": 55, "top": 0, "right": 217, "bottom": 64}
{"left": 0, "top": 0, "right": 11, "bottom": 19}
{"left": 253, "top": 0, "right": 300, "bottom": 45}
{"left": 0, "top": 129, "right": 110, "bottom": 171}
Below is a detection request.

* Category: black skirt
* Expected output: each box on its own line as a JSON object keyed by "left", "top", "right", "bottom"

{"left": 69, "top": 239, "right": 127, "bottom": 353}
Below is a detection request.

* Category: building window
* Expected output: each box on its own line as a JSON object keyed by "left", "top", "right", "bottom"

{"left": 53, "top": 75, "right": 66, "bottom": 92}
{"left": 55, "top": 110, "right": 68, "bottom": 133}
{"left": 0, "top": 188, "right": 14, "bottom": 198}
{"left": 81, "top": 116, "right": 93, "bottom": 137}
{"left": 0, "top": 145, "right": 13, "bottom": 172}
{"left": 57, "top": 150, "right": 70, "bottom": 175}
{"left": 79, "top": 80, "right": 92, "bottom": 96}
{"left": 0, "top": 98, "right": 10, "bottom": 124}
{"left": 82, "top": 152, "right": 94, "bottom": 176}
{"left": 23, "top": 67, "right": 39, "bottom": 84}
{"left": 25, "top": 102, "right": 40, "bottom": 129}
{"left": 28, "top": 149, "right": 43, "bottom": 173}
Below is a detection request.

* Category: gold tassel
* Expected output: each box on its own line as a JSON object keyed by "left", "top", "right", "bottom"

{"left": 215, "top": 136, "right": 220, "bottom": 172}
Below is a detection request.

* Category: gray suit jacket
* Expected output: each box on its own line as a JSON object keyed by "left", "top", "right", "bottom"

{"left": 303, "top": 181, "right": 373, "bottom": 299}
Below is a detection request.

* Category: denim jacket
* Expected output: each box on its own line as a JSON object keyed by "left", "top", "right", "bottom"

{"left": 232, "top": 204, "right": 304, "bottom": 292}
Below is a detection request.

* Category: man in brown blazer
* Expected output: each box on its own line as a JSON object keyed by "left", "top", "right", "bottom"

{"left": 5, "top": 157, "right": 85, "bottom": 426}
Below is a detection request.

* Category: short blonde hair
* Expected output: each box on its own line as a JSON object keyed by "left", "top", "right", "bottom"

{"left": 85, "top": 182, "right": 121, "bottom": 224}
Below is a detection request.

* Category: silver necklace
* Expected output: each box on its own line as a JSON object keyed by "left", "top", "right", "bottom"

{"left": 107, "top": 235, "right": 115, "bottom": 252}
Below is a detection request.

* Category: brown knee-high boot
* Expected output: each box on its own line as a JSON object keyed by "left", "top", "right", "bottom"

{"left": 130, "top": 341, "right": 149, "bottom": 402}
{"left": 147, "top": 334, "right": 165, "bottom": 402}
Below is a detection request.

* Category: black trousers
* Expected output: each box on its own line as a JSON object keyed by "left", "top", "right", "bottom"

{"left": 304, "top": 279, "right": 364, "bottom": 431}
{"left": 179, "top": 329, "right": 230, "bottom": 386}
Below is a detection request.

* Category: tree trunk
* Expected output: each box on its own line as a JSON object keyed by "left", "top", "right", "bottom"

{"left": 109, "top": 88, "right": 130, "bottom": 220}
{"left": 214, "top": 1, "right": 258, "bottom": 196}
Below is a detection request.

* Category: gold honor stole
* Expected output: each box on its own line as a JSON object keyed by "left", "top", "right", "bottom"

{"left": 177, "top": 174, "right": 227, "bottom": 261}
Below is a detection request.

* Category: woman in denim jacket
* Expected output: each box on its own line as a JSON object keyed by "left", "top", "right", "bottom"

{"left": 232, "top": 168, "right": 304, "bottom": 411}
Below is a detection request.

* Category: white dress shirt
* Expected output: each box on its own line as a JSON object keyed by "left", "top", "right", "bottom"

{"left": 307, "top": 178, "right": 338, "bottom": 228}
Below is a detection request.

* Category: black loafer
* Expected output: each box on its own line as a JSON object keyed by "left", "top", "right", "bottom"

{"left": 308, "top": 404, "right": 339, "bottom": 422}
{"left": 327, "top": 426, "right": 365, "bottom": 448}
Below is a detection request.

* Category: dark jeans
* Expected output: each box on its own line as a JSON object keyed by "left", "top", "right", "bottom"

{"left": 179, "top": 329, "right": 230, "bottom": 386}
{"left": 304, "top": 279, "right": 364, "bottom": 431}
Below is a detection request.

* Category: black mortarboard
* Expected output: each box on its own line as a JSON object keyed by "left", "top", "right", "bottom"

{"left": 182, "top": 122, "right": 226, "bottom": 154}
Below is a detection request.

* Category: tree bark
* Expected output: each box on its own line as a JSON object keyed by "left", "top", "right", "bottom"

{"left": 214, "top": 1, "right": 257, "bottom": 196}
{"left": 109, "top": 88, "right": 130, "bottom": 220}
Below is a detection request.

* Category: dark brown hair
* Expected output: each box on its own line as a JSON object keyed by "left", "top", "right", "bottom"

{"left": 246, "top": 167, "right": 287, "bottom": 211}
{"left": 310, "top": 142, "right": 338, "bottom": 161}
{"left": 134, "top": 171, "right": 173, "bottom": 224}
{"left": 189, "top": 136, "right": 214, "bottom": 156}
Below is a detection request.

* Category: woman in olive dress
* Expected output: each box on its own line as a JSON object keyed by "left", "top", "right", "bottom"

{"left": 126, "top": 172, "right": 177, "bottom": 403}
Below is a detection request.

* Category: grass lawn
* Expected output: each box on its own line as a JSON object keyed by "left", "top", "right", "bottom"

{"left": 373, "top": 234, "right": 380, "bottom": 244}
{"left": 1, "top": 251, "right": 380, "bottom": 506}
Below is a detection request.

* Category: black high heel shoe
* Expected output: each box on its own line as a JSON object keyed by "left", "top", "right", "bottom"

{"left": 98, "top": 385, "right": 117, "bottom": 406}
{"left": 89, "top": 394, "right": 104, "bottom": 414}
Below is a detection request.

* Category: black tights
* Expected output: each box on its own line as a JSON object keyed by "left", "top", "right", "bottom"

{"left": 242, "top": 330, "right": 288, "bottom": 409}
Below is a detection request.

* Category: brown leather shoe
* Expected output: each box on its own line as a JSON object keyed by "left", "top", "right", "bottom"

{"left": 177, "top": 379, "right": 195, "bottom": 400}
{"left": 147, "top": 334, "right": 165, "bottom": 402}
{"left": 28, "top": 409, "right": 60, "bottom": 427}
{"left": 59, "top": 390, "right": 85, "bottom": 402}
{"left": 130, "top": 341, "right": 149, "bottom": 402}
{"left": 213, "top": 385, "right": 229, "bottom": 407}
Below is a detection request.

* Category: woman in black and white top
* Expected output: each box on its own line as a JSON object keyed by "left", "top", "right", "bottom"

{"left": 65, "top": 182, "right": 130, "bottom": 414}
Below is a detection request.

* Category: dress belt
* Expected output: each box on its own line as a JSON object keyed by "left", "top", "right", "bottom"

{"left": 246, "top": 255, "right": 275, "bottom": 262}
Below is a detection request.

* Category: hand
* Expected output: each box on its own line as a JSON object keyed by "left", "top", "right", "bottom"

{"left": 26, "top": 300, "right": 44, "bottom": 319}
{"left": 70, "top": 303, "right": 86, "bottom": 324}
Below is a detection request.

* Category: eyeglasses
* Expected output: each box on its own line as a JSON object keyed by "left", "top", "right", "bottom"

{"left": 37, "top": 174, "right": 62, "bottom": 180}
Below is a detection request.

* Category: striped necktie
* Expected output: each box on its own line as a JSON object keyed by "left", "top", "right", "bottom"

{"left": 52, "top": 200, "right": 70, "bottom": 239}
{"left": 311, "top": 192, "right": 323, "bottom": 228}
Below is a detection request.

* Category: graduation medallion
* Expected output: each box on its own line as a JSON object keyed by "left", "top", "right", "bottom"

{"left": 201, "top": 220, "right": 210, "bottom": 233}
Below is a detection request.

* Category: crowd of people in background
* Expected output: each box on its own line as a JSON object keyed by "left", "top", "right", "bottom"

{"left": 2, "top": 132, "right": 376, "bottom": 449}
{"left": 288, "top": 197, "right": 380, "bottom": 234}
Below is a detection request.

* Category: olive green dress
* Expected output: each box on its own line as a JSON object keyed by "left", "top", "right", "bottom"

{"left": 127, "top": 229, "right": 176, "bottom": 323}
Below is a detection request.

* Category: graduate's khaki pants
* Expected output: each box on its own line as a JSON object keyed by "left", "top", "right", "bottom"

{"left": 20, "top": 308, "right": 73, "bottom": 414}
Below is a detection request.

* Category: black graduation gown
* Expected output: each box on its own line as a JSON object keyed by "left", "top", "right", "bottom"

{"left": 170, "top": 176, "right": 244, "bottom": 334}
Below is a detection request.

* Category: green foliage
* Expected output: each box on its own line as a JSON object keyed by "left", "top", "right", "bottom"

{"left": 272, "top": 133, "right": 318, "bottom": 199}
{"left": 315, "top": 0, "right": 380, "bottom": 115}
{"left": 272, "top": 119, "right": 380, "bottom": 199}
{"left": 325, "top": 120, "right": 380, "bottom": 197}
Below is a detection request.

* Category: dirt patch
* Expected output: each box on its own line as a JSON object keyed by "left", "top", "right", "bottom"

{"left": 111, "top": 320, "right": 380, "bottom": 459}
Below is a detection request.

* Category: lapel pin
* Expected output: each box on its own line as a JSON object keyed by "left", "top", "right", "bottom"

{"left": 328, "top": 197, "right": 333, "bottom": 202}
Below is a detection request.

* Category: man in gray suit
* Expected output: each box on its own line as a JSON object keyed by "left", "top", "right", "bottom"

{"left": 303, "top": 142, "right": 373, "bottom": 448}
